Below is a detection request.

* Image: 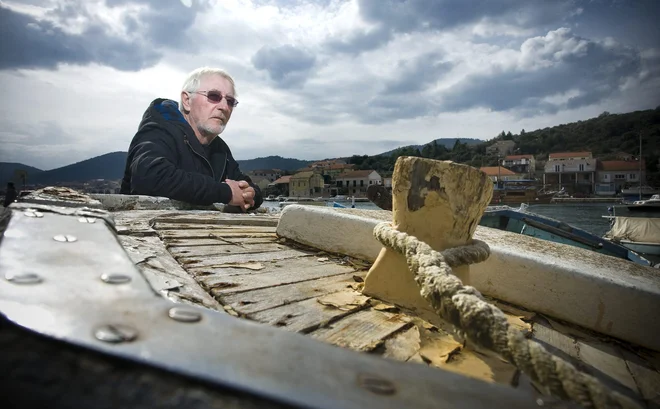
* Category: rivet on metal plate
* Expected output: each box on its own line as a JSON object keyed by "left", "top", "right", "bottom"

{"left": 94, "top": 324, "right": 138, "bottom": 344}
{"left": 78, "top": 217, "right": 96, "bottom": 223}
{"left": 5, "top": 272, "right": 43, "bottom": 285}
{"left": 53, "top": 234, "right": 78, "bottom": 243}
{"left": 357, "top": 373, "right": 397, "bottom": 396}
{"left": 24, "top": 210, "right": 44, "bottom": 218}
{"left": 168, "top": 307, "right": 203, "bottom": 323}
{"left": 100, "top": 273, "right": 132, "bottom": 284}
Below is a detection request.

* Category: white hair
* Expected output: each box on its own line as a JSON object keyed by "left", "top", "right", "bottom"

{"left": 179, "top": 67, "right": 237, "bottom": 112}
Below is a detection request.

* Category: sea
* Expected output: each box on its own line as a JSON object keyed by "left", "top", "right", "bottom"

{"left": 262, "top": 200, "right": 628, "bottom": 237}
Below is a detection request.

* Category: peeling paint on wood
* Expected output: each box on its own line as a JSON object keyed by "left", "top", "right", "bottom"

{"left": 222, "top": 273, "right": 366, "bottom": 315}
{"left": 249, "top": 290, "right": 371, "bottom": 333}
{"left": 310, "top": 309, "right": 412, "bottom": 352}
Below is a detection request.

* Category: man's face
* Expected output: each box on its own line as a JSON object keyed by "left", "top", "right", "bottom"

{"left": 185, "top": 74, "right": 235, "bottom": 138}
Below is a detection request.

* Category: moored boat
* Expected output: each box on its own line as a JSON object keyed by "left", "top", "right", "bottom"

{"left": 604, "top": 216, "right": 660, "bottom": 259}
{"left": 624, "top": 194, "right": 660, "bottom": 212}
{"left": 479, "top": 204, "right": 653, "bottom": 266}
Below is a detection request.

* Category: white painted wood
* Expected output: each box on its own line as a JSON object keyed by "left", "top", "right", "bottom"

{"left": 276, "top": 205, "right": 660, "bottom": 352}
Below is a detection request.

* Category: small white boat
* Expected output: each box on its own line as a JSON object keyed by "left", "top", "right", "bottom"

{"left": 625, "top": 194, "right": 660, "bottom": 212}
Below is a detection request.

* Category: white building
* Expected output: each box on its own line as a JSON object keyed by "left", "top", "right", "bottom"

{"left": 335, "top": 170, "right": 382, "bottom": 197}
{"left": 543, "top": 152, "right": 596, "bottom": 194}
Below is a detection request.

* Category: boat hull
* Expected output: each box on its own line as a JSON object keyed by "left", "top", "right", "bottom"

{"left": 619, "top": 240, "right": 660, "bottom": 255}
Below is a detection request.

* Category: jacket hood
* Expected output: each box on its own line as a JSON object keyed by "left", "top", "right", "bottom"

{"left": 140, "top": 98, "right": 192, "bottom": 134}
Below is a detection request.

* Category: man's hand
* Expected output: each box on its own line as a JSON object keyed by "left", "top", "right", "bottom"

{"left": 226, "top": 179, "right": 256, "bottom": 210}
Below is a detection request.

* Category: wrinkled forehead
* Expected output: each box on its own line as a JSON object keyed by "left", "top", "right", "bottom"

{"left": 199, "top": 74, "right": 235, "bottom": 96}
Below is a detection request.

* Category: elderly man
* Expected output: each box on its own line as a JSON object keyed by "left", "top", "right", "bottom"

{"left": 121, "top": 67, "right": 261, "bottom": 211}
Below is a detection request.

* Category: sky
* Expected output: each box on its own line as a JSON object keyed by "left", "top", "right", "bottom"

{"left": 1, "top": 0, "right": 659, "bottom": 170}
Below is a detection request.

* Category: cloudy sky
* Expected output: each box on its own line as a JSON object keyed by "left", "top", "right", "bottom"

{"left": 1, "top": 0, "right": 659, "bottom": 170}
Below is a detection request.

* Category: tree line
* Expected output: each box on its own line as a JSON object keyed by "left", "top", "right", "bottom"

{"left": 348, "top": 107, "right": 660, "bottom": 180}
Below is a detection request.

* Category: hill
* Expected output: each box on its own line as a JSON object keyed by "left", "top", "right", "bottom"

{"left": 31, "top": 152, "right": 128, "bottom": 184}
{"left": 378, "top": 138, "right": 482, "bottom": 156}
{"left": 237, "top": 156, "right": 314, "bottom": 172}
{"left": 509, "top": 109, "right": 660, "bottom": 160}
{"left": 348, "top": 108, "right": 660, "bottom": 175}
{"left": 0, "top": 162, "right": 44, "bottom": 185}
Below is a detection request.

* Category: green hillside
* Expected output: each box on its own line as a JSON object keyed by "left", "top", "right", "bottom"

{"left": 237, "top": 156, "right": 314, "bottom": 172}
{"left": 349, "top": 108, "right": 660, "bottom": 176}
{"left": 31, "top": 152, "right": 128, "bottom": 184}
{"left": 0, "top": 162, "right": 43, "bottom": 185}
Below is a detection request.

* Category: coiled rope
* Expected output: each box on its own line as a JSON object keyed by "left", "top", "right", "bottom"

{"left": 374, "top": 222, "right": 639, "bottom": 409}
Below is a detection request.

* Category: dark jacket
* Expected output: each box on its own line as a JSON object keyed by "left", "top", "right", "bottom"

{"left": 120, "top": 99, "right": 262, "bottom": 209}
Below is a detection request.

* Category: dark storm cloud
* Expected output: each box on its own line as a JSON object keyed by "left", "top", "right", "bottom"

{"left": 441, "top": 29, "right": 643, "bottom": 115}
{"left": 327, "top": 0, "right": 576, "bottom": 54}
{"left": 0, "top": 0, "right": 205, "bottom": 71}
{"left": 382, "top": 53, "right": 453, "bottom": 94}
{"left": 252, "top": 44, "right": 316, "bottom": 88}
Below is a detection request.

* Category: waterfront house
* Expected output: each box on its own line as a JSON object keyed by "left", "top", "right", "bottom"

{"left": 335, "top": 170, "right": 382, "bottom": 197}
{"left": 595, "top": 160, "right": 645, "bottom": 196}
{"left": 269, "top": 175, "right": 291, "bottom": 197}
{"left": 289, "top": 171, "right": 325, "bottom": 197}
{"left": 247, "top": 169, "right": 282, "bottom": 182}
{"left": 543, "top": 152, "right": 596, "bottom": 194}
{"left": 480, "top": 166, "right": 523, "bottom": 183}
{"left": 502, "top": 154, "right": 536, "bottom": 177}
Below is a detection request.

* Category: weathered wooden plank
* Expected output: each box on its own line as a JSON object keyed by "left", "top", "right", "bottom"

{"left": 621, "top": 348, "right": 660, "bottom": 405}
{"left": 180, "top": 249, "right": 313, "bottom": 269}
{"left": 531, "top": 320, "right": 579, "bottom": 361}
{"left": 310, "top": 309, "right": 412, "bottom": 352}
{"left": 168, "top": 242, "right": 287, "bottom": 258}
{"left": 159, "top": 230, "right": 277, "bottom": 240}
{"left": 165, "top": 237, "right": 279, "bottom": 248}
{"left": 118, "top": 236, "right": 224, "bottom": 312}
{"left": 577, "top": 340, "right": 640, "bottom": 394}
{"left": 221, "top": 272, "right": 366, "bottom": 314}
{"left": 197, "top": 262, "right": 356, "bottom": 296}
{"left": 382, "top": 326, "right": 422, "bottom": 362}
{"left": 153, "top": 213, "right": 279, "bottom": 227}
{"left": 249, "top": 290, "right": 371, "bottom": 333}
{"left": 189, "top": 257, "right": 341, "bottom": 279}
{"left": 154, "top": 223, "right": 277, "bottom": 232}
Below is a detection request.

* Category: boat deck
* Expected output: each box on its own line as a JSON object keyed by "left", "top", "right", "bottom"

{"left": 114, "top": 209, "right": 660, "bottom": 408}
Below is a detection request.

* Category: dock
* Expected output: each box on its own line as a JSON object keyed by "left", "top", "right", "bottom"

{"left": 551, "top": 197, "right": 621, "bottom": 203}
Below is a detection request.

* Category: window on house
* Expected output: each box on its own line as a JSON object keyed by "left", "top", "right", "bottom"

{"left": 554, "top": 165, "right": 560, "bottom": 172}
{"left": 353, "top": 180, "right": 357, "bottom": 187}
{"left": 579, "top": 164, "right": 585, "bottom": 171}
{"left": 360, "top": 180, "right": 364, "bottom": 187}
{"left": 615, "top": 174, "right": 625, "bottom": 180}
{"left": 630, "top": 173, "right": 637, "bottom": 180}
{"left": 369, "top": 180, "right": 373, "bottom": 185}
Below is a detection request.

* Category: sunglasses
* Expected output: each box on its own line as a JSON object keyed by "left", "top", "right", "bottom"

{"left": 195, "top": 90, "right": 239, "bottom": 108}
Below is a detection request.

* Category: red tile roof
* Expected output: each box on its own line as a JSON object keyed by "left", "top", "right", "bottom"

{"left": 272, "top": 175, "right": 291, "bottom": 184}
{"left": 480, "top": 166, "right": 517, "bottom": 176}
{"left": 598, "top": 160, "right": 645, "bottom": 171}
{"left": 337, "top": 170, "right": 377, "bottom": 179}
{"left": 549, "top": 151, "right": 592, "bottom": 159}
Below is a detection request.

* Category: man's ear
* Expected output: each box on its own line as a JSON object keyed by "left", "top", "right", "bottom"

{"left": 181, "top": 91, "right": 191, "bottom": 113}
